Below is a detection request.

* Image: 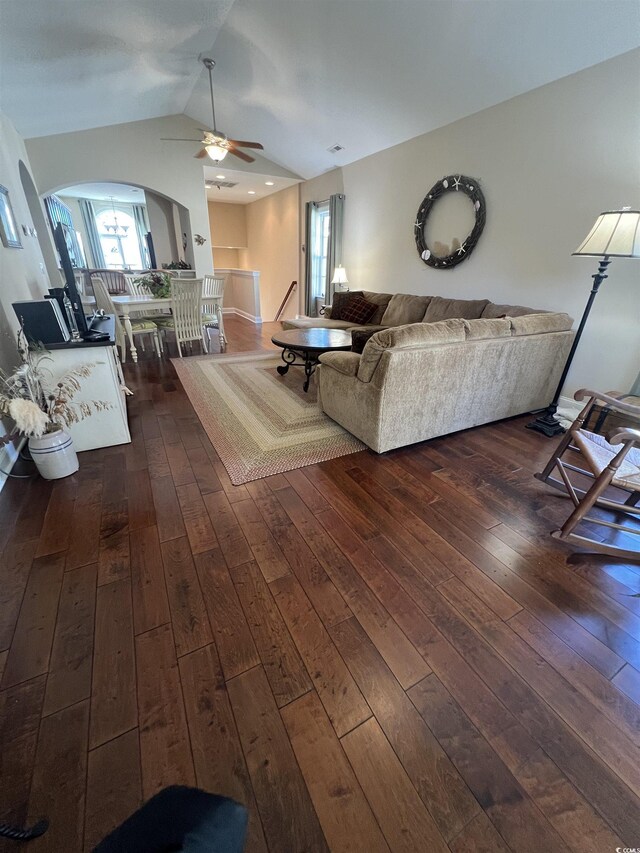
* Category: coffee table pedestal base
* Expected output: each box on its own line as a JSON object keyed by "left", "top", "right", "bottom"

{"left": 277, "top": 347, "right": 319, "bottom": 392}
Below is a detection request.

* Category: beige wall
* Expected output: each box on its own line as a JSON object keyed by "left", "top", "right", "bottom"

{"left": 146, "top": 191, "right": 179, "bottom": 268}
{"left": 25, "top": 114, "right": 214, "bottom": 276}
{"left": 213, "top": 247, "right": 240, "bottom": 268}
{"left": 0, "top": 110, "right": 54, "bottom": 453}
{"left": 240, "top": 185, "right": 299, "bottom": 321}
{"left": 208, "top": 201, "right": 247, "bottom": 249}
{"left": 0, "top": 112, "right": 52, "bottom": 365}
{"left": 339, "top": 50, "right": 640, "bottom": 398}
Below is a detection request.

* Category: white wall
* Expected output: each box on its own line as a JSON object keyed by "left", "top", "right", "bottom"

{"left": 341, "top": 50, "right": 640, "bottom": 397}
{"left": 25, "top": 114, "right": 214, "bottom": 276}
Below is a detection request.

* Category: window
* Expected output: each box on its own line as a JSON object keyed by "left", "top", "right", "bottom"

{"left": 95, "top": 207, "right": 143, "bottom": 270}
{"left": 44, "top": 194, "right": 85, "bottom": 267}
{"left": 309, "top": 201, "right": 330, "bottom": 301}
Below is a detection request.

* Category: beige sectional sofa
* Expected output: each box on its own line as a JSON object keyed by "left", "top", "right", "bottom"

{"left": 291, "top": 291, "right": 574, "bottom": 453}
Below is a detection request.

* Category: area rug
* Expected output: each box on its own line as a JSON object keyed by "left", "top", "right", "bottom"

{"left": 171, "top": 351, "right": 365, "bottom": 484}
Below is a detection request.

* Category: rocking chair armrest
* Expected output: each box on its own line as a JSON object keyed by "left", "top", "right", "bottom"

{"left": 608, "top": 426, "right": 640, "bottom": 446}
{"left": 574, "top": 389, "right": 640, "bottom": 416}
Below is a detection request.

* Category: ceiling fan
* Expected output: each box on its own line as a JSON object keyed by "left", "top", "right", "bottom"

{"left": 161, "top": 58, "right": 264, "bottom": 163}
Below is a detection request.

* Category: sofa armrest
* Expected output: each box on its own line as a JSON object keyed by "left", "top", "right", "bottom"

{"left": 318, "top": 351, "right": 360, "bottom": 377}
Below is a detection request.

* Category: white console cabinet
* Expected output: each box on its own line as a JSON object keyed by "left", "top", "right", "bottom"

{"left": 43, "top": 343, "right": 130, "bottom": 451}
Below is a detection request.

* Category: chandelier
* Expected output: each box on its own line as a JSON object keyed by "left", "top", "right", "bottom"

{"left": 103, "top": 196, "right": 129, "bottom": 236}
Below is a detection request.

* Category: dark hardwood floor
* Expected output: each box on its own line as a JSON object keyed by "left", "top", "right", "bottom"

{"left": 1, "top": 316, "right": 639, "bottom": 852}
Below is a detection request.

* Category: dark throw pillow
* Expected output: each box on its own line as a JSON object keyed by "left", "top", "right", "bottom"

{"left": 337, "top": 295, "right": 378, "bottom": 325}
{"left": 351, "top": 327, "right": 379, "bottom": 354}
{"left": 329, "top": 290, "right": 361, "bottom": 320}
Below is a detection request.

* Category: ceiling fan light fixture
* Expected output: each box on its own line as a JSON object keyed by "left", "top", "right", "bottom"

{"left": 206, "top": 143, "right": 228, "bottom": 162}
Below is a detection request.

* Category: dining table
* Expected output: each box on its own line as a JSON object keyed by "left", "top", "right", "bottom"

{"left": 106, "top": 294, "right": 222, "bottom": 363}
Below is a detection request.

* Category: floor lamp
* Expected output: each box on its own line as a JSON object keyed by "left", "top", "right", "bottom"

{"left": 527, "top": 207, "right": 640, "bottom": 437}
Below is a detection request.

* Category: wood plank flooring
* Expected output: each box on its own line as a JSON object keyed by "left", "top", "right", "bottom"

{"left": 1, "top": 316, "right": 639, "bottom": 852}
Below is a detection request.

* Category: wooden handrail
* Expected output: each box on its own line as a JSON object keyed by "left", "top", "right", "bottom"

{"left": 275, "top": 281, "right": 297, "bottom": 321}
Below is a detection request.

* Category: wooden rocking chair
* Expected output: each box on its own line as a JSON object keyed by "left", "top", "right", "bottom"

{"left": 535, "top": 389, "right": 640, "bottom": 560}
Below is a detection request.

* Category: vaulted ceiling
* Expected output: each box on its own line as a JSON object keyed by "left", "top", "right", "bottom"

{"left": 1, "top": 0, "right": 638, "bottom": 180}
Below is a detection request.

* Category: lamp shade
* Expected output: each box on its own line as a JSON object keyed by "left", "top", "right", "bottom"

{"left": 573, "top": 208, "right": 640, "bottom": 258}
{"left": 331, "top": 265, "right": 348, "bottom": 285}
{"left": 206, "top": 143, "right": 228, "bottom": 162}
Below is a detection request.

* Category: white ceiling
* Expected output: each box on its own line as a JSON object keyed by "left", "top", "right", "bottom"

{"left": 203, "top": 166, "right": 299, "bottom": 204}
{"left": 58, "top": 182, "right": 146, "bottom": 204}
{"left": 0, "top": 0, "right": 235, "bottom": 137}
{"left": 1, "top": 1, "right": 638, "bottom": 180}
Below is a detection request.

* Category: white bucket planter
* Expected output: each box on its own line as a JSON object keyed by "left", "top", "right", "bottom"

{"left": 29, "top": 429, "right": 79, "bottom": 480}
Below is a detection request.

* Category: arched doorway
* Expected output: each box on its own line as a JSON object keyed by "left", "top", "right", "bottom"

{"left": 46, "top": 181, "right": 194, "bottom": 272}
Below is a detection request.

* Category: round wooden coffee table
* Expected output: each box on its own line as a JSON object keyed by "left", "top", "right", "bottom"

{"left": 271, "top": 328, "right": 352, "bottom": 392}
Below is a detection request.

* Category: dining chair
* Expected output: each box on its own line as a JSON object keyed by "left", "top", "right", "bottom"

{"left": 92, "top": 275, "right": 162, "bottom": 360}
{"left": 202, "top": 275, "right": 226, "bottom": 350}
{"left": 88, "top": 269, "right": 128, "bottom": 294}
{"left": 169, "top": 278, "right": 205, "bottom": 357}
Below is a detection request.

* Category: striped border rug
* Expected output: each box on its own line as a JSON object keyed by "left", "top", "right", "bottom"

{"left": 172, "top": 351, "right": 365, "bottom": 485}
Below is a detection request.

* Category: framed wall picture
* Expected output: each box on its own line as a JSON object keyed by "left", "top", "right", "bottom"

{"left": 0, "top": 184, "right": 22, "bottom": 248}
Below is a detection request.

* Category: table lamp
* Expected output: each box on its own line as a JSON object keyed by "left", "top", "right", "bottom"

{"left": 527, "top": 207, "right": 640, "bottom": 437}
{"left": 331, "top": 265, "right": 349, "bottom": 291}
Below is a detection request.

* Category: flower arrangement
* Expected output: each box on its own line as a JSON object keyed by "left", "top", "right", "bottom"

{"left": 134, "top": 271, "right": 172, "bottom": 298}
{"left": 162, "top": 260, "right": 192, "bottom": 270}
{"left": 0, "top": 328, "right": 111, "bottom": 439}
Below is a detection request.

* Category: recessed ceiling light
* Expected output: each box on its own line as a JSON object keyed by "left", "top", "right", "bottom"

{"left": 248, "top": 191, "right": 256, "bottom": 195}
{"left": 216, "top": 174, "right": 226, "bottom": 179}
{"left": 265, "top": 181, "right": 274, "bottom": 186}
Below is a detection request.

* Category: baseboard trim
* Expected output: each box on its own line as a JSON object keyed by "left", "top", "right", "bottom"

{"left": 558, "top": 395, "right": 581, "bottom": 415}
{"left": 0, "top": 436, "right": 26, "bottom": 493}
{"left": 222, "top": 308, "right": 263, "bottom": 324}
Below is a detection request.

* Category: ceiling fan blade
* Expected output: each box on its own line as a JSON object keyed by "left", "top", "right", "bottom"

{"left": 194, "top": 149, "right": 209, "bottom": 159}
{"left": 161, "top": 138, "right": 204, "bottom": 142}
{"left": 228, "top": 148, "right": 255, "bottom": 163}
{"left": 228, "top": 139, "right": 264, "bottom": 150}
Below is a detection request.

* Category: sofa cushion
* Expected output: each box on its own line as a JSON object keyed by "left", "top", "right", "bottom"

{"left": 381, "top": 294, "right": 432, "bottom": 327}
{"left": 482, "top": 302, "right": 541, "bottom": 318}
{"left": 358, "top": 319, "right": 467, "bottom": 383}
{"left": 463, "top": 318, "right": 512, "bottom": 340}
{"left": 338, "top": 294, "right": 378, "bottom": 325}
{"left": 510, "top": 312, "right": 573, "bottom": 335}
{"left": 361, "top": 291, "right": 393, "bottom": 325}
{"left": 422, "top": 296, "right": 489, "bottom": 322}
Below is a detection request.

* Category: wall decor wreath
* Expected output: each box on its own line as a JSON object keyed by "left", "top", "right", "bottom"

{"left": 414, "top": 174, "right": 486, "bottom": 269}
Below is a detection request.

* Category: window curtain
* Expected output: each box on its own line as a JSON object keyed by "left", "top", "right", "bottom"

{"left": 325, "top": 193, "right": 345, "bottom": 305}
{"left": 304, "top": 201, "right": 317, "bottom": 316}
{"left": 79, "top": 198, "right": 105, "bottom": 268}
{"left": 132, "top": 204, "right": 150, "bottom": 268}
